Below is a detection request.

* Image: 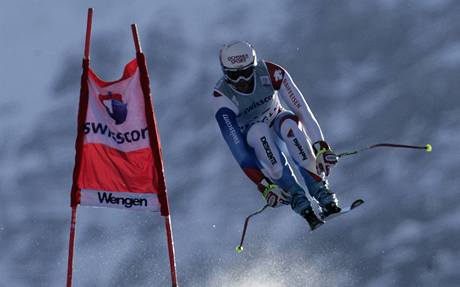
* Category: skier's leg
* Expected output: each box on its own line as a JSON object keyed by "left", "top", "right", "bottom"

{"left": 273, "top": 111, "right": 339, "bottom": 209}
{"left": 246, "top": 122, "right": 312, "bottom": 215}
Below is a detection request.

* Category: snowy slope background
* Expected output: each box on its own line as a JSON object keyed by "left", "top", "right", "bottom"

{"left": 1, "top": 1, "right": 460, "bottom": 286}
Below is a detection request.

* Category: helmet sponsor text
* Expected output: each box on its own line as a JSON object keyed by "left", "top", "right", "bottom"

{"left": 227, "top": 54, "right": 249, "bottom": 64}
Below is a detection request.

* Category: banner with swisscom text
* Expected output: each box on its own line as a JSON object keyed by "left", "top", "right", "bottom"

{"left": 75, "top": 59, "right": 160, "bottom": 211}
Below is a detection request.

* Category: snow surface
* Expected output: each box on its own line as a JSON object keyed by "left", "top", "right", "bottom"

{"left": 1, "top": 1, "right": 460, "bottom": 286}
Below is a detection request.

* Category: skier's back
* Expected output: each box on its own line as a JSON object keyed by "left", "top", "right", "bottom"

{"left": 212, "top": 41, "right": 341, "bottom": 230}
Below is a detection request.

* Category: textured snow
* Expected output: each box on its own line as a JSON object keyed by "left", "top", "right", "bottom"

{"left": 1, "top": 1, "right": 460, "bottom": 286}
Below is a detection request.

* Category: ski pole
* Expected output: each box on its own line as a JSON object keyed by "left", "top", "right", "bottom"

{"left": 235, "top": 204, "right": 270, "bottom": 253}
{"left": 337, "top": 143, "right": 432, "bottom": 159}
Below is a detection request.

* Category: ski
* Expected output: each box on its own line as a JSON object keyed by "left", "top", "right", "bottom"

{"left": 320, "top": 198, "right": 365, "bottom": 222}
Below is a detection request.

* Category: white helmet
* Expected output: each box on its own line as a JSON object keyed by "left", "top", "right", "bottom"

{"left": 219, "top": 41, "right": 257, "bottom": 83}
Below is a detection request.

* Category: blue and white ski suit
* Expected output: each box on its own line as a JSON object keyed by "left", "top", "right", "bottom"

{"left": 212, "top": 60, "right": 336, "bottom": 215}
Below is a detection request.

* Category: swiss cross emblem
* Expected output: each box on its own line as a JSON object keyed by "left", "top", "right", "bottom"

{"left": 274, "top": 69, "right": 283, "bottom": 81}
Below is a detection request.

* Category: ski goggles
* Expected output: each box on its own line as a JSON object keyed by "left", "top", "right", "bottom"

{"left": 224, "top": 66, "right": 254, "bottom": 83}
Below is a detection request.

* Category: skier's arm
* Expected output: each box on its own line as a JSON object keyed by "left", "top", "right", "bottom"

{"left": 265, "top": 61, "right": 338, "bottom": 175}
{"left": 213, "top": 90, "right": 270, "bottom": 192}
{"left": 265, "top": 61, "right": 324, "bottom": 143}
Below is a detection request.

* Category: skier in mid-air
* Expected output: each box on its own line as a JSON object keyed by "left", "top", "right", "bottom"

{"left": 212, "top": 41, "right": 341, "bottom": 230}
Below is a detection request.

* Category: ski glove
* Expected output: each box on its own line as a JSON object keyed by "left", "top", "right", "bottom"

{"left": 257, "top": 178, "right": 290, "bottom": 208}
{"left": 312, "top": 140, "right": 338, "bottom": 177}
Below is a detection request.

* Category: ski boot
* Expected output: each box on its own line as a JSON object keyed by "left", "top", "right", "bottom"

{"left": 320, "top": 201, "right": 341, "bottom": 219}
{"left": 313, "top": 183, "right": 341, "bottom": 219}
{"left": 303, "top": 207, "right": 324, "bottom": 231}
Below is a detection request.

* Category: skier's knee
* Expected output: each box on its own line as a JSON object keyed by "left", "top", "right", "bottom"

{"left": 276, "top": 112, "right": 299, "bottom": 136}
{"left": 279, "top": 117, "right": 300, "bottom": 139}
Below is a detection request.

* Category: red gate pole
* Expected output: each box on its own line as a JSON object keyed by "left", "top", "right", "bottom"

{"left": 84, "top": 8, "right": 93, "bottom": 60}
{"left": 66, "top": 206, "right": 78, "bottom": 287}
{"left": 131, "top": 24, "right": 178, "bottom": 287}
{"left": 164, "top": 215, "right": 178, "bottom": 287}
{"left": 66, "top": 8, "right": 93, "bottom": 287}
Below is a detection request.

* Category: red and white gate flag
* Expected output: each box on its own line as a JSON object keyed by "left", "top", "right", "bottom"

{"left": 76, "top": 59, "right": 160, "bottom": 211}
